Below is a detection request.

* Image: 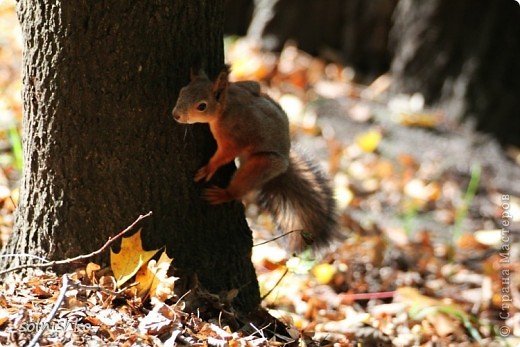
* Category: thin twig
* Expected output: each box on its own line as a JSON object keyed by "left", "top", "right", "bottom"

{"left": 27, "top": 274, "right": 69, "bottom": 347}
{"left": 68, "top": 277, "right": 139, "bottom": 298}
{"left": 0, "top": 253, "right": 50, "bottom": 262}
{"left": 253, "top": 229, "right": 301, "bottom": 247}
{"left": 261, "top": 267, "right": 288, "bottom": 300}
{"left": 0, "top": 211, "right": 153, "bottom": 277}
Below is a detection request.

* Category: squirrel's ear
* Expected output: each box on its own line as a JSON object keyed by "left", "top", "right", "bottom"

{"left": 212, "top": 67, "right": 229, "bottom": 102}
{"left": 190, "top": 68, "right": 208, "bottom": 81}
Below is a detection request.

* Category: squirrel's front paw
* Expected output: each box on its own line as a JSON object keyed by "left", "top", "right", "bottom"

{"left": 194, "top": 166, "right": 209, "bottom": 182}
{"left": 203, "top": 186, "right": 235, "bottom": 204}
{"left": 195, "top": 165, "right": 217, "bottom": 182}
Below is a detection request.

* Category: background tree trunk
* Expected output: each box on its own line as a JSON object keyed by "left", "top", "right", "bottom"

{"left": 225, "top": 0, "right": 519, "bottom": 145}
{"left": 224, "top": 0, "right": 254, "bottom": 36}
{"left": 1, "top": 0, "right": 260, "bottom": 313}
{"left": 340, "top": 0, "right": 397, "bottom": 78}
{"left": 390, "top": 0, "right": 520, "bottom": 145}
{"left": 224, "top": 0, "right": 396, "bottom": 78}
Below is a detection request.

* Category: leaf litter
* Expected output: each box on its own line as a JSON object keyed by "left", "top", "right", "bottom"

{"left": 0, "top": 4, "right": 519, "bottom": 346}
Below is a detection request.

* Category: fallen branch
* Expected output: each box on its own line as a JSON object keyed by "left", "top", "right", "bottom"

{"left": 0, "top": 211, "right": 153, "bottom": 277}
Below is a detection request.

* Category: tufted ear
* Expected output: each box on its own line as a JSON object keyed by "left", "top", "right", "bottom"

{"left": 212, "top": 65, "right": 230, "bottom": 102}
{"left": 190, "top": 68, "right": 208, "bottom": 81}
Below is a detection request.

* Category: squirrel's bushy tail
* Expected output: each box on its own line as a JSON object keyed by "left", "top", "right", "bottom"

{"left": 257, "top": 149, "right": 341, "bottom": 252}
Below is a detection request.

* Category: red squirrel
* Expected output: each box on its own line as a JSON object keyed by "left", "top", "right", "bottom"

{"left": 172, "top": 66, "right": 340, "bottom": 252}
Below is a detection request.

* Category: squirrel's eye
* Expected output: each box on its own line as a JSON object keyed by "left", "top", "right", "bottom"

{"left": 196, "top": 102, "right": 207, "bottom": 111}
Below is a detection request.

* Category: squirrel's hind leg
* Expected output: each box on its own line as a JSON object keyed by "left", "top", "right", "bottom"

{"left": 203, "top": 153, "right": 288, "bottom": 204}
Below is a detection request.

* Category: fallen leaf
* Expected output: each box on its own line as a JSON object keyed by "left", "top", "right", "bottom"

{"left": 399, "top": 112, "right": 440, "bottom": 128}
{"left": 278, "top": 94, "right": 304, "bottom": 125}
{"left": 399, "top": 287, "right": 481, "bottom": 340}
{"left": 86, "top": 262, "right": 101, "bottom": 284}
{"left": 110, "top": 229, "right": 160, "bottom": 287}
{"left": 349, "top": 103, "right": 372, "bottom": 122}
{"left": 31, "top": 285, "right": 52, "bottom": 298}
{"left": 312, "top": 263, "right": 336, "bottom": 285}
{"left": 355, "top": 130, "right": 382, "bottom": 153}
{"left": 138, "top": 308, "right": 173, "bottom": 335}
{"left": 97, "top": 308, "right": 122, "bottom": 326}
{"left": 84, "top": 315, "right": 102, "bottom": 326}
{"left": 0, "top": 308, "right": 9, "bottom": 327}
{"left": 383, "top": 227, "right": 409, "bottom": 247}
{"left": 457, "top": 233, "right": 489, "bottom": 250}
{"left": 314, "top": 80, "right": 350, "bottom": 99}
{"left": 474, "top": 229, "right": 502, "bottom": 247}
{"left": 135, "top": 251, "right": 176, "bottom": 301}
{"left": 404, "top": 179, "right": 441, "bottom": 202}
{"left": 335, "top": 185, "right": 354, "bottom": 210}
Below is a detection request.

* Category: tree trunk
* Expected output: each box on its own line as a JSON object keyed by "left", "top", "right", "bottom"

{"left": 341, "top": 0, "right": 397, "bottom": 78}
{"left": 224, "top": 0, "right": 254, "bottom": 36}
{"left": 224, "top": 0, "right": 396, "bottom": 78}
{"left": 2, "top": 0, "right": 260, "bottom": 313}
{"left": 390, "top": 0, "right": 520, "bottom": 146}
{"left": 252, "top": 0, "right": 344, "bottom": 55}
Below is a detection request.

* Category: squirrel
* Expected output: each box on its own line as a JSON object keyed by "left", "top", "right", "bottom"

{"left": 172, "top": 65, "right": 340, "bottom": 252}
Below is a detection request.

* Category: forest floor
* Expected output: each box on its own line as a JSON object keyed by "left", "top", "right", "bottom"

{"left": 1, "top": 2, "right": 520, "bottom": 346}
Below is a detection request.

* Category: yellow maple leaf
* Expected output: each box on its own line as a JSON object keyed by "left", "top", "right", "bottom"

{"left": 136, "top": 251, "right": 176, "bottom": 301}
{"left": 110, "top": 228, "right": 160, "bottom": 287}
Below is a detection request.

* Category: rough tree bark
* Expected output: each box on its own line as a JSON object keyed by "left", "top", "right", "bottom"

{"left": 390, "top": 0, "right": 520, "bottom": 146}
{"left": 1, "top": 1, "right": 261, "bottom": 313}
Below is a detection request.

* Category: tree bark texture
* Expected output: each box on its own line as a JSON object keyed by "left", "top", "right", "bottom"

{"left": 2, "top": 1, "right": 261, "bottom": 312}
{"left": 390, "top": 0, "right": 520, "bottom": 145}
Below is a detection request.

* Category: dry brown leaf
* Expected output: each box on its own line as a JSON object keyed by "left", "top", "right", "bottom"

{"left": 0, "top": 308, "right": 9, "bottom": 327}
{"left": 138, "top": 309, "right": 172, "bottom": 335}
{"left": 96, "top": 308, "right": 122, "bottom": 326}
{"left": 397, "top": 287, "right": 466, "bottom": 337}
{"left": 30, "top": 285, "right": 52, "bottom": 298}
{"left": 86, "top": 262, "right": 101, "bottom": 284}
{"left": 135, "top": 251, "right": 176, "bottom": 301}
{"left": 398, "top": 112, "right": 441, "bottom": 128}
